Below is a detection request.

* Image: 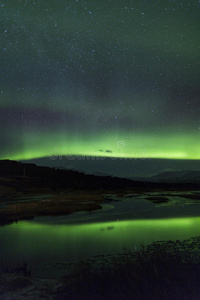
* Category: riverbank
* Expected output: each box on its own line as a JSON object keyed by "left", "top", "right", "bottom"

{"left": 0, "top": 190, "right": 106, "bottom": 225}
{"left": 1, "top": 185, "right": 200, "bottom": 225}
{"left": 1, "top": 171, "right": 200, "bottom": 225}
{"left": 1, "top": 237, "right": 200, "bottom": 300}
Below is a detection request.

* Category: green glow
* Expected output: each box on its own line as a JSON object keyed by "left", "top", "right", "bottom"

{"left": 2, "top": 217, "right": 200, "bottom": 258}
{"left": 1, "top": 0, "right": 199, "bottom": 169}
{"left": 4, "top": 130, "right": 200, "bottom": 161}
{"left": 14, "top": 217, "right": 198, "bottom": 232}
{"left": 14, "top": 217, "right": 196, "bottom": 233}
{"left": 1, "top": 217, "right": 200, "bottom": 267}
{"left": 7, "top": 217, "right": 200, "bottom": 245}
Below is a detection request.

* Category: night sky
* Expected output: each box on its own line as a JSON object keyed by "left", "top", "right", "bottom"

{"left": 1, "top": 1, "right": 200, "bottom": 175}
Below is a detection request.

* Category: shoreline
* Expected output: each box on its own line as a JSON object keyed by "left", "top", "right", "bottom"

{"left": 0, "top": 191, "right": 105, "bottom": 225}
{"left": 1, "top": 237, "right": 200, "bottom": 299}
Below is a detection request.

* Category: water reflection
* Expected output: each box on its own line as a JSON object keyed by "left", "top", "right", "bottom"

{"left": 1, "top": 216, "right": 200, "bottom": 276}
{"left": 1, "top": 194, "right": 200, "bottom": 278}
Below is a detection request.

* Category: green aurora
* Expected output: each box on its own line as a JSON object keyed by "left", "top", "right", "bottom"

{"left": 0, "top": 0, "right": 200, "bottom": 172}
{"left": 4, "top": 130, "right": 200, "bottom": 161}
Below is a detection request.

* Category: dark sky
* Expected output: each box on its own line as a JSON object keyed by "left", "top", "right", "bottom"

{"left": 0, "top": 0, "right": 200, "bottom": 175}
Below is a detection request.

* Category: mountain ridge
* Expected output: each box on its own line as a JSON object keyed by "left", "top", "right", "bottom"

{"left": 130, "top": 170, "right": 200, "bottom": 183}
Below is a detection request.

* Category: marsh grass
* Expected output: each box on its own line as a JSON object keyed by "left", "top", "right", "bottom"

{"left": 57, "top": 240, "right": 200, "bottom": 300}
{"left": 0, "top": 261, "right": 31, "bottom": 277}
{"left": 0, "top": 194, "right": 103, "bottom": 224}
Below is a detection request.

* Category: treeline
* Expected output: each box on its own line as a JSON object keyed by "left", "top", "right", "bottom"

{"left": 0, "top": 159, "right": 138, "bottom": 190}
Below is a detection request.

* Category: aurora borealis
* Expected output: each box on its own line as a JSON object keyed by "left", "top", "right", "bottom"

{"left": 1, "top": 1, "right": 200, "bottom": 173}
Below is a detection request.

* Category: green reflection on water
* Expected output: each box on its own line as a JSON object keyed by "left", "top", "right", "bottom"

{"left": 1, "top": 217, "right": 200, "bottom": 272}
{"left": 10, "top": 217, "right": 200, "bottom": 244}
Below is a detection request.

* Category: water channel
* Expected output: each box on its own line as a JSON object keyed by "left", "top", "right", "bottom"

{"left": 1, "top": 192, "right": 200, "bottom": 278}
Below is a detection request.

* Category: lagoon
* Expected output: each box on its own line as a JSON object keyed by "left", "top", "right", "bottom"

{"left": 1, "top": 192, "right": 200, "bottom": 278}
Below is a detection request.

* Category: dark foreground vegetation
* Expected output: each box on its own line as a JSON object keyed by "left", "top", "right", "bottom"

{"left": 1, "top": 238, "right": 200, "bottom": 299}
{"left": 56, "top": 238, "right": 200, "bottom": 300}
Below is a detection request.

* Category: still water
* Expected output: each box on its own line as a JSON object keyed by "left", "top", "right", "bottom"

{"left": 1, "top": 192, "right": 200, "bottom": 277}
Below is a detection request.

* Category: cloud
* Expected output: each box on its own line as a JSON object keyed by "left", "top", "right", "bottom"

{"left": 98, "top": 149, "right": 113, "bottom": 153}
